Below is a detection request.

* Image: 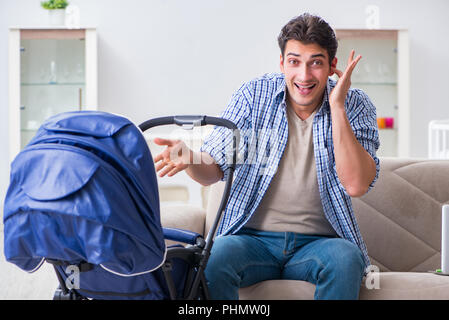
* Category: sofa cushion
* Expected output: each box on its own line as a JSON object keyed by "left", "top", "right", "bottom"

{"left": 239, "top": 272, "right": 449, "bottom": 300}
{"left": 239, "top": 280, "right": 315, "bottom": 300}
{"left": 352, "top": 157, "right": 449, "bottom": 272}
{"left": 359, "top": 272, "right": 449, "bottom": 300}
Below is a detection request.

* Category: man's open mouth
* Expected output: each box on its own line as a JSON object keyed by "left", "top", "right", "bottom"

{"left": 294, "top": 82, "right": 316, "bottom": 95}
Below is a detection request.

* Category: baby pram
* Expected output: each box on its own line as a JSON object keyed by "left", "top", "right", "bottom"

{"left": 3, "top": 111, "right": 238, "bottom": 300}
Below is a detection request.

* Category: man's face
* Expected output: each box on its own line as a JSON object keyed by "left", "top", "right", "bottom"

{"left": 280, "top": 40, "right": 337, "bottom": 113}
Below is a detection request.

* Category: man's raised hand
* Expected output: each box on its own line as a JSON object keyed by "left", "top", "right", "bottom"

{"left": 153, "top": 138, "right": 192, "bottom": 177}
{"left": 329, "top": 49, "right": 362, "bottom": 109}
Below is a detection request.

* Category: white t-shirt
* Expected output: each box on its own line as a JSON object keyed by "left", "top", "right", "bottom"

{"left": 245, "top": 104, "right": 337, "bottom": 236}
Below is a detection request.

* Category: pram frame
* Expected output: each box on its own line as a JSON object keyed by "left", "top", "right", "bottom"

{"left": 51, "top": 115, "right": 239, "bottom": 300}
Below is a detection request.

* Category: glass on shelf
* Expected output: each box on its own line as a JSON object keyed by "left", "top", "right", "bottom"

{"left": 49, "top": 60, "right": 57, "bottom": 84}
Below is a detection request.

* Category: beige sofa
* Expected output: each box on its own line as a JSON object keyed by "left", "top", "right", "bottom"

{"left": 160, "top": 157, "right": 449, "bottom": 299}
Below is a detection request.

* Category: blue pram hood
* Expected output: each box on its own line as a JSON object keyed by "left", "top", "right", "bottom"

{"left": 3, "top": 111, "right": 166, "bottom": 277}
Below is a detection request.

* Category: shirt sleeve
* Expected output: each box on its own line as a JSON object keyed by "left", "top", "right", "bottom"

{"left": 200, "top": 84, "right": 252, "bottom": 181}
{"left": 348, "top": 89, "right": 381, "bottom": 194}
{"left": 331, "top": 89, "right": 380, "bottom": 197}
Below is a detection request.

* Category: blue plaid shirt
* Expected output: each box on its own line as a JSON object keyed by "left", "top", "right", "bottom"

{"left": 200, "top": 72, "right": 380, "bottom": 268}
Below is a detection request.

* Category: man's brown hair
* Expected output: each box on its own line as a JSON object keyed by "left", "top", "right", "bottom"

{"left": 278, "top": 13, "right": 338, "bottom": 65}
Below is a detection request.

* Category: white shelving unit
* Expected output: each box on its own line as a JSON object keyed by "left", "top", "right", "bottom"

{"left": 8, "top": 27, "right": 97, "bottom": 163}
{"left": 334, "top": 29, "right": 410, "bottom": 157}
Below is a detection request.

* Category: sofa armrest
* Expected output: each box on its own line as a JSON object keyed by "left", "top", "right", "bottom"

{"left": 160, "top": 204, "right": 206, "bottom": 246}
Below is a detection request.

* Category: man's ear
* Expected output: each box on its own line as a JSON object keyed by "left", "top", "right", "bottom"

{"left": 329, "top": 57, "right": 338, "bottom": 76}
{"left": 280, "top": 53, "right": 285, "bottom": 73}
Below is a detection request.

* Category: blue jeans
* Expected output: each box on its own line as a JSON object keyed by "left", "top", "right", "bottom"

{"left": 204, "top": 227, "right": 365, "bottom": 300}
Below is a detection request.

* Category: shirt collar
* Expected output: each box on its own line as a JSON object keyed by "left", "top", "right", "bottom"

{"left": 275, "top": 75, "right": 287, "bottom": 105}
{"left": 276, "top": 75, "right": 332, "bottom": 116}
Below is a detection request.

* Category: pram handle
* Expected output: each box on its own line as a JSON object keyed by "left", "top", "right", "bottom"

{"left": 138, "top": 115, "right": 240, "bottom": 169}
{"left": 139, "top": 115, "right": 237, "bottom": 131}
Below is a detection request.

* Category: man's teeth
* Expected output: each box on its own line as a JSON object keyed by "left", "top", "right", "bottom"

{"left": 296, "top": 83, "right": 315, "bottom": 89}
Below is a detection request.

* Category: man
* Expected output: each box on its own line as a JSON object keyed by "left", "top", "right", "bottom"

{"left": 153, "top": 13, "right": 380, "bottom": 299}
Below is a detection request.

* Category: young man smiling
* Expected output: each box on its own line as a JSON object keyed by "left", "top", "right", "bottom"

{"left": 154, "top": 13, "right": 379, "bottom": 299}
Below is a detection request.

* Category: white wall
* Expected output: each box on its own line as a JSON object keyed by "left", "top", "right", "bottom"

{"left": 1, "top": 0, "right": 449, "bottom": 206}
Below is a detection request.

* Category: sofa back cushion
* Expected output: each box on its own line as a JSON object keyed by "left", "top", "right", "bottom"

{"left": 205, "top": 157, "right": 449, "bottom": 272}
{"left": 352, "top": 157, "right": 449, "bottom": 272}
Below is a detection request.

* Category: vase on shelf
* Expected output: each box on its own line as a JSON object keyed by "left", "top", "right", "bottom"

{"left": 48, "top": 9, "right": 66, "bottom": 26}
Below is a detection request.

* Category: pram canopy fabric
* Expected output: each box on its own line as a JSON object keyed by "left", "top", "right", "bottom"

{"left": 3, "top": 111, "right": 166, "bottom": 277}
